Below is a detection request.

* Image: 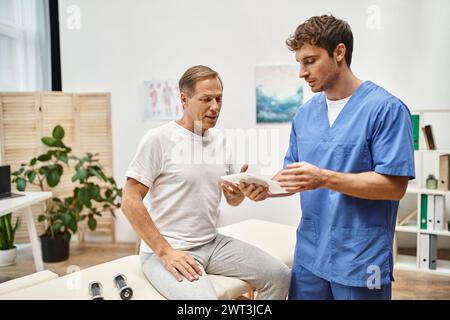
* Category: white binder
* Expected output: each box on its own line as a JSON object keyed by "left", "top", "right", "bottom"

{"left": 419, "top": 234, "right": 430, "bottom": 269}
{"left": 434, "top": 195, "right": 445, "bottom": 231}
{"left": 427, "top": 194, "right": 435, "bottom": 231}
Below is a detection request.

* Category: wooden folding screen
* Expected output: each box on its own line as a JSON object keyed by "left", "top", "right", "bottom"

{"left": 0, "top": 92, "right": 115, "bottom": 243}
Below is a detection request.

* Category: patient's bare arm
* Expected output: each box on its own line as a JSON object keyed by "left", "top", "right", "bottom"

{"left": 121, "top": 178, "right": 202, "bottom": 282}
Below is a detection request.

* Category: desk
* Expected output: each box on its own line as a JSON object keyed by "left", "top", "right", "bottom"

{"left": 0, "top": 192, "right": 52, "bottom": 271}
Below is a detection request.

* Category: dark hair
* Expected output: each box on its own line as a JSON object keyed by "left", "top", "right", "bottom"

{"left": 286, "top": 14, "right": 354, "bottom": 67}
{"left": 179, "top": 65, "right": 223, "bottom": 97}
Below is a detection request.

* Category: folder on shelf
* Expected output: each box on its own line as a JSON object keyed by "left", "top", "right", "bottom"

{"left": 427, "top": 194, "right": 435, "bottom": 231}
{"left": 420, "top": 194, "right": 428, "bottom": 229}
{"left": 429, "top": 235, "right": 438, "bottom": 270}
{"left": 439, "top": 154, "right": 450, "bottom": 191}
{"left": 434, "top": 195, "right": 445, "bottom": 231}
{"left": 411, "top": 115, "right": 420, "bottom": 150}
{"left": 419, "top": 233, "right": 438, "bottom": 270}
{"left": 422, "top": 125, "right": 436, "bottom": 150}
{"left": 419, "top": 234, "right": 430, "bottom": 269}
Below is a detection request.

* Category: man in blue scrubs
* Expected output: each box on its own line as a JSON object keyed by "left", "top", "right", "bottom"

{"left": 239, "top": 14, "right": 415, "bottom": 300}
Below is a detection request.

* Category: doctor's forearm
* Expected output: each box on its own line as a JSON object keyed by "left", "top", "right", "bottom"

{"left": 321, "top": 170, "right": 407, "bottom": 200}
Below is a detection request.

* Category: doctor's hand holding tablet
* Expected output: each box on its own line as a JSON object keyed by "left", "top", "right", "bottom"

{"left": 221, "top": 161, "right": 326, "bottom": 202}
{"left": 277, "top": 161, "right": 328, "bottom": 193}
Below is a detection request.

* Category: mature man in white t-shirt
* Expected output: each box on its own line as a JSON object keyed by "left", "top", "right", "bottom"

{"left": 122, "top": 65, "right": 290, "bottom": 300}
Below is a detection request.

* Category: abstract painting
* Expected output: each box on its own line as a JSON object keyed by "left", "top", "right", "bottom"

{"left": 255, "top": 65, "right": 303, "bottom": 123}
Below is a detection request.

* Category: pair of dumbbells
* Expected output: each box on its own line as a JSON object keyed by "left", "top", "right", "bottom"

{"left": 88, "top": 274, "right": 133, "bottom": 300}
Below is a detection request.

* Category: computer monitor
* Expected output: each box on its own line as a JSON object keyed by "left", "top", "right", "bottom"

{"left": 0, "top": 165, "right": 24, "bottom": 199}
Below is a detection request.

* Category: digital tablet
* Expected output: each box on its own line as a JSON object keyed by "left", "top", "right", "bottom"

{"left": 220, "top": 173, "right": 287, "bottom": 194}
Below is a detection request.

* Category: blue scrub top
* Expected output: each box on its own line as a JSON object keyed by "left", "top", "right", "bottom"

{"left": 284, "top": 81, "right": 415, "bottom": 287}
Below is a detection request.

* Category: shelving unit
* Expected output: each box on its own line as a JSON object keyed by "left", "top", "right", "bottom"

{"left": 394, "top": 109, "right": 450, "bottom": 276}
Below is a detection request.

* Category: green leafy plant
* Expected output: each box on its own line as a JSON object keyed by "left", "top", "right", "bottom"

{"left": 11, "top": 125, "right": 121, "bottom": 242}
{"left": 13, "top": 125, "right": 71, "bottom": 191}
{"left": 12, "top": 125, "right": 74, "bottom": 241}
{"left": 67, "top": 151, "right": 122, "bottom": 234}
{"left": 0, "top": 213, "right": 21, "bottom": 250}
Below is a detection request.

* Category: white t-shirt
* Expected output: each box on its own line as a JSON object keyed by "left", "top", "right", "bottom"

{"left": 326, "top": 95, "right": 351, "bottom": 126}
{"left": 125, "top": 121, "right": 236, "bottom": 253}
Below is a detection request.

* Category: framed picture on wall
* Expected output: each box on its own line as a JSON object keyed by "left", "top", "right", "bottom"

{"left": 142, "top": 80, "right": 183, "bottom": 121}
{"left": 255, "top": 65, "right": 304, "bottom": 123}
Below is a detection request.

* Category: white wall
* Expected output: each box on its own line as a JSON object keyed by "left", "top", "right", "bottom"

{"left": 58, "top": 0, "right": 450, "bottom": 243}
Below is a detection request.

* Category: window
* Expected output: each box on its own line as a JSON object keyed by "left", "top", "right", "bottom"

{"left": 0, "top": 0, "right": 52, "bottom": 91}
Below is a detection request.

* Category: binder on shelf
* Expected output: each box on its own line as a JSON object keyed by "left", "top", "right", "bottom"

{"left": 427, "top": 194, "right": 435, "bottom": 232}
{"left": 439, "top": 154, "right": 450, "bottom": 191}
{"left": 419, "top": 234, "right": 430, "bottom": 269}
{"left": 411, "top": 115, "right": 419, "bottom": 150}
{"left": 429, "top": 235, "right": 438, "bottom": 270}
{"left": 422, "top": 125, "right": 436, "bottom": 150}
{"left": 434, "top": 195, "right": 445, "bottom": 231}
{"left": 420, "top": 194, "right": 428, "bottom": 230}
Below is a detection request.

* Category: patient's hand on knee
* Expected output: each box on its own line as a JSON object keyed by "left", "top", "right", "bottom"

{"left": 159, "top": 248, "right": 203, "bottom": 282}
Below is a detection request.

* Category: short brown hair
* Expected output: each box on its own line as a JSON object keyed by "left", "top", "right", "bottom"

{"left": 286, "top": 14, "right": 354, "bottom": 67}
{"left": 178, "top": 65, "right": 223, "bottom": 97}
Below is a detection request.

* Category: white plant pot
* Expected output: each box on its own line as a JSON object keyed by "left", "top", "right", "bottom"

{"left": 0, "top": 247, "right": 17, "bottom": 267}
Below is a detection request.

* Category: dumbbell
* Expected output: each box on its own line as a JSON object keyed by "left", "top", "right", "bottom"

{"left": 88, "top": 281, "right": 104, "bottom": 300}
{"left": 113, "top": 274, "right": 133, "bottom": 300}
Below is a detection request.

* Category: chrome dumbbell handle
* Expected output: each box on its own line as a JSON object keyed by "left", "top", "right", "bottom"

{"left": 113, "top": 273, "right": 133, "bottom": 300}
{"left": 88, "top": 281, "right": 104, "bottom": 300}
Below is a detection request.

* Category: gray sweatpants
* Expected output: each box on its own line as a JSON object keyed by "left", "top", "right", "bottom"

{"left": 140, "top": 233, "right": 291, "bottom": 300}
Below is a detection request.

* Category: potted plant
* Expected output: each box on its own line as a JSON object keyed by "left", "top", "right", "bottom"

{"left": 11, "top": 125, "right": 122, "bottom": 262}
{"left": 12, "top": 125, "right": 73, "bottom": 262}
{"left": 0, "top": 213, "right": 21, "bottom": 266}
{"left": 65, "top": 151, "right": 122, "bottom": 240}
